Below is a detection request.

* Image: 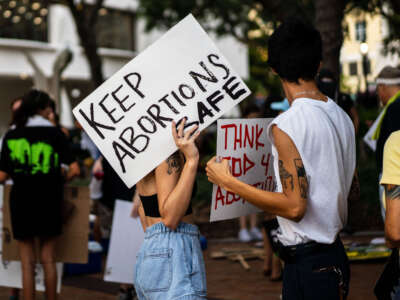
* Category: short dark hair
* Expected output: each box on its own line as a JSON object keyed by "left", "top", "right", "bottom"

{"left": 13, "top": 89, "right": 53, "bottom": 128}
{"left": 268, "top": 18, "right": 322, "bottom": 83}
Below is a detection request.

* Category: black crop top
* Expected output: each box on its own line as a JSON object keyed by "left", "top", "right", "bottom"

{"left": 140, "top": 182, "right": 196, "bottom": 218}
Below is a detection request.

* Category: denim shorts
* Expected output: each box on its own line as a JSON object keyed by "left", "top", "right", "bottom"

{"left": 134, "top": 222, "right": 207, "bottom": 300}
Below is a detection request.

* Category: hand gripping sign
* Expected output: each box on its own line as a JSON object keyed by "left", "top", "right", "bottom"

{"left": 210, "top": 118, "right": 276, "bottom": 222}
{"left": 73, "top": 14, "right": 251, "bottom": 187}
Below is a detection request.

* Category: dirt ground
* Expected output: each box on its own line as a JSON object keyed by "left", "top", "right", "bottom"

{"left": 0, "top": 238, "right": 385, "bottom": 300}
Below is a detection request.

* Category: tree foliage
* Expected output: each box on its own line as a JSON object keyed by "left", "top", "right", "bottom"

{"left": 138, "top": 0, "right": 315, "bottom": 45}
{"left": 62, "top": 0, "right": 105, "bottom": 88}
{"left": 56, "top": 0, "right": 400, "bottom": 93}
{"left": 137, "top": 0, "right": 355, "bottom": 92}
{"left": 370, "top": 0, "right": 400, "bottom": 57}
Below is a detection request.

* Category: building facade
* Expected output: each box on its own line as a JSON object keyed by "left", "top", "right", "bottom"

{"left": 0, "top": 0, "right": 248, "bottom": 134}
{"left": 340, "top": 9, "right": 399, "bottom": 94}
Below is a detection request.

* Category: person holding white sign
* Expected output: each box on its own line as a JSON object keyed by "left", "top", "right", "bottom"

{"left": 206, "top": 19, "right": 356, "bottom": 300}
{"left": 134, "top": 118, "right": 206, "bottom": 300}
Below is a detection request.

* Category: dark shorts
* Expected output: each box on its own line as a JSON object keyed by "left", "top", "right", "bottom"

{"left": 10, "top": 187, "right": 63, "bottom": 240}
{"left": 280, "top": 238, "right": 350, "bottom": 300}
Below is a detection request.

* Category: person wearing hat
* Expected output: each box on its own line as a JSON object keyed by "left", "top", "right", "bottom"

{"left": 373, "top": 66, "right": 400, "bottom": 218}
{"left": 374, "top": 66, "right": 400, "bottom": 174}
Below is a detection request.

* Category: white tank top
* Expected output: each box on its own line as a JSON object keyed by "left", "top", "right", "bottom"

{"left": 267, "top": 97, "right": 356, "bottom": 245}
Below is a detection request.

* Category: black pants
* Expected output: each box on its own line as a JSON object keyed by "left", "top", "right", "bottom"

{"left": 281, "top": 238, "right": 350, "bottom": 300}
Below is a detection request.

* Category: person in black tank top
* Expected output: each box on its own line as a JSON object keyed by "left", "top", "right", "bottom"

{"left": 134, "top": 118, "right": 207, "bottom": 300}
{"left": 140, "top": 181, "right": 196, "bottom": 217}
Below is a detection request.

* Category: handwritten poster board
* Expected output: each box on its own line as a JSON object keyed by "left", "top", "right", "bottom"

{"left": 210, "top": 118, "right": 276, "bottom": 222}
{"left": 104, "top": 200, "right": 145, "bottom": 284}
{"left": 0, "top": 185, "right": 63, "bottom": 292}
{"left": 73, "top": 14, "right": 251, "bottom": 188}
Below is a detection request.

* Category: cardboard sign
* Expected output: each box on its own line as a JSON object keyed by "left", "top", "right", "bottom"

{"left": 2, "top": 185, "right": 90, "bottom": 263}
{"left": 363, "top": 110, "right": 384, "bottom": 152}
{"left": 73, "top": 14, "right": 251, "bottom": 188}
{"left": 104, "top": 200, "right": 145, "bottom": 284}
{"left": 0, "top": 185, "right": 63, "bottom": 292}
{"left": 210, "top": 118, "right": 276, "bottom": 222}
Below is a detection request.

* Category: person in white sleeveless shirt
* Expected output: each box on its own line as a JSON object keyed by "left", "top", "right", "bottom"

{"left": 206, "top": 19, "right": 356, "bottom": 300}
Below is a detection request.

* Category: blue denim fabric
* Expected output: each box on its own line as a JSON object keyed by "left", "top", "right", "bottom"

{"left": 135, "top": 222, "right": 207, "bottom": 300}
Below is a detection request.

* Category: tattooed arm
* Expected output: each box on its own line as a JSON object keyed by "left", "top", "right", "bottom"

{"left": 206, "top": 125, "right": 308, "bottom": 222}
{"left": 385, "top": 184, "right": 400, "bottom": 248}
{"left": 155, "top": 120, "right": 199, "bottom": 230}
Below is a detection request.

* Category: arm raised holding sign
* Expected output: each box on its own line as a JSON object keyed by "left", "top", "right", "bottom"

{"left": 136, "top": 118, "right": 200, "bottom": 230}
{"left": 134, "top": 119, "right": 207, "bottom": 300}
{"left": 156, "top": 119, "right": 200, "bottom": 229}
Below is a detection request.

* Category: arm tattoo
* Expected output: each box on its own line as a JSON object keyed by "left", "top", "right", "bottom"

{"left": 279, "top": 160, "right": 294, "bottom": 191}
{"left": 166, "top": 152, "right": 182, "bottom": 175}
{"left": 386, "top": 184, "right": 400, "bottom": 200}
{"left": 294, "top": 159, "right": 308, "bottom": 199}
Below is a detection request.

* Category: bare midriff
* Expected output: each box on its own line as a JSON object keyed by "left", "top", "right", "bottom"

{"left": 143, "top": 214, "right": 195, "bottom": 230}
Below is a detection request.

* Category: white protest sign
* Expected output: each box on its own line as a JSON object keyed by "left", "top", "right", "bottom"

{"left": 104, "top": 200, "right": 144, "bottom": 284}
{"left": 0, "top": 186, "right": 62, "bottom": 292}
{"left": 363, "top": 110, "right": 384, "bottom": 152}
{"left": 73, "top": 14, "right": 251, "bottom": 188}
{"left": 210, "top": 119, "right": 276, "bottom": 222}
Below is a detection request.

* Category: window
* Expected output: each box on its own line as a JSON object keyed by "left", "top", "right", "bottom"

{"left": 355, "top": 21, "right": 366, "bottom": 42}
{"left": 0, "top": 0, "right": 48, "bottom": 42}
{"left": 96, "top": 8, "right": 135, "bottom": 51}
{"left": 349, "top": 62, "right": 358, "bottom": 76}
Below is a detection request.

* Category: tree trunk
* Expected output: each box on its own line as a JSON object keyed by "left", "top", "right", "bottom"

{"left": 314, "top": 0, "right": 346, "bottom": 81}
{"left": 78, "top": 29, "right": 104, "bottom": 87}
{"left": 65, "top": 0, "right": 104, "bottom": 88}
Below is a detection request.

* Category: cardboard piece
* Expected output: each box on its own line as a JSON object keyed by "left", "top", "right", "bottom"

{"left": 2, "top": 185, "right": 90, "bottom": 263}
{"left": 210, "top": 118, "right": 276, "bottom": 222}
{"left": 73, "top": 14, "right": 251, "bottom": 188}
{"left": 0, "top": 185, "right": 63, "bottom": 292}
{"left": 104, "top": 200, "right": 145, "bottom": 284}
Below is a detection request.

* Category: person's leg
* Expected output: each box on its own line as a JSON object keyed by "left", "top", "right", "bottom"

{"left": 18, "top": 239, "right": 36, "bottom": 300}
{"left": 133, "top": 254, "right": 145, "bottom": 300}
{"left": 270, "top": 254, "right": 282, "bottom": 281}
{"left": 39, "top": 237, "right": 58, "bottom": 300}
{"left": 238, "top": 216, "right": 251, "bottom": 242}
{"left": 282, "top": 262, "right": 299, "bottom": 300}
{"left": 250, "top": 213, "right": 257, "bottom": 229}
{"left": 262, "top": 217, "right": 281, "bottom": 278}
{"left": 262, "top": 227, "right": 272, "bottom": 275}
{"left": 239, "top": 216, "right": 247, "bottom": 229}
{"left": 249, "top": 214, "right": 263, "bottom": 240}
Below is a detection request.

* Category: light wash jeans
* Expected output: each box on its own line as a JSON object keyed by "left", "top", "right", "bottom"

{"left": 134, "top": 222, "right": 207, "bottom": 300}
